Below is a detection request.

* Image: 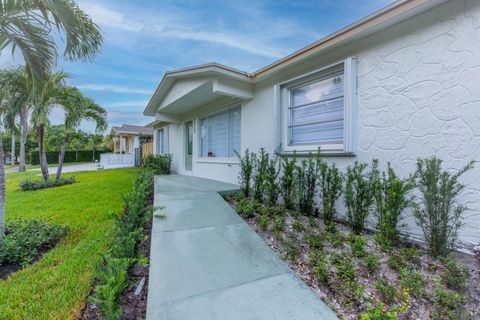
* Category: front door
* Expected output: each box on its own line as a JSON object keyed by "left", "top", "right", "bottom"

{"left": 185, "top": 121, "right": 193, "bottom": 171}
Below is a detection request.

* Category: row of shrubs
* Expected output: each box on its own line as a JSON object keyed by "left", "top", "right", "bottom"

{"left": 29, "top": 149, "right": 111, "bottom": 165}
{"left": 142, "top": 153, "right": 172, "bottom": 175}
{"left": 19, "top": 176, "right": 76, "bottom": 191}
{"left": 0, "top": 219, "right": 68, "bottom": 268}
{"left": 91, "top": 169, "right": 154, "bottom": 320}
{"left": 237, "top": 148, "right": 473, "bottom": 257}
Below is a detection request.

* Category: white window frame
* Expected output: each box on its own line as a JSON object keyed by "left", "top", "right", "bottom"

{"left": 156, "top": 127, "right": 168, "bottom": 154}
{"left": 197, "top": 103, "right": 241, "bottom": 161}
{"left": 276, "top": 58, "right": 357, "bottom": 155}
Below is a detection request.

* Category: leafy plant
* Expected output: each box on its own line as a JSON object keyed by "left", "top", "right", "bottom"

{"left": 0, "top": 219, "right": 68, "bottom": 267}
{"left": 345, "top": 160, "right": 378, "bottom": 234}
{"left": 253, "top": 148, "right": 269, "bottom": 202}
{"left": 310, "top": 252, "right": 330, "bottom": 286}
{"left": 142, "top": 154, "right": 172, "bottom": 174}
{"left": 292, "top": 219, "right": 305, "bottom": 232}
{"left": 441, "top": 257, "right": 469, "bottom": 291}
{"left": 272, "top": 215, "right": 286, "bottom": 234}
{"left": 283, "top": 233, "right": 299, "bottom": 262}
{"left": 19, "top": 176, "right": 76, "bottom": 191}
{"left": 236, "top": 149, "right": 255, "bottom": 197}
{"left": 296, "top": 150, "right": 320, "bottom": 215}
{"left": 236, "top": 198, "right": 257, "bottom": 218}
{"left": 373, "top": 163, "right": 414, "bottom": 247}
{"left": 431, "top": 285, "right": 466, "bottom": 320}
{"left": 255, "top": 215, "right": 270, "bottom": 231}
{"left": 387, "top": 247, "right": 420, "bottom": 272}
{"left": 365, "top": 253, "right": 380, "bottom": 274}
{"left": 264, "top": 150, "right": 281, "bottom": 206}
{"left": 280, "top": 153, "right": 297, "bottom": 210}
{"left": 349, "top": 234, "right": 367, "bottom": 257}
{"left": 305, "top": 231, "right": 323, "bottom": 250}
{"left": 399, "top": 268, "right": 425, "bottom": 297}
{"left": 376, "top": 278, "right": 396, "bottom": 304}
{"left": 319, "top": 162, "right": 342, "bottom": 225}
{"left": 361, "top": 289, "right": 410, "bottom": 320}
{"left": 414, "top": 157, "right": 474, "bottom": 257}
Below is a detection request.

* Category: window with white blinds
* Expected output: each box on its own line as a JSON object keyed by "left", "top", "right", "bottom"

{"left": 200, "top": 105, "right": 241, "bottom": 158}
{"left": 289, "top": 72, "right": 344, "bottom": 145}
{"left": 280, "top": 58, "right": 357, "bottom": 154}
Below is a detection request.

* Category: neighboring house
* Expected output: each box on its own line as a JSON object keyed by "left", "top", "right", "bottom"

{"left": 100, "top": 124, "right": 153, "bottom": 169}
{"left": 144, "top": 0, "right": 480, "bottom": 252}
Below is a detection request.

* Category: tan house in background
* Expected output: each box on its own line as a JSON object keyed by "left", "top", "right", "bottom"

{"left": 111, "top": 124, "right": 153, "bottom": 154}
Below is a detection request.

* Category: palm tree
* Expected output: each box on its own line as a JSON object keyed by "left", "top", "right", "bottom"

{"left": 2, "top": 108, "right": 18, "bottom": 165}
{"left": 0, "top": 68, "right": 32, "bottom": 172}
{"left": 0, "top": 91, "right": 7, "bottom": 238}
{"left": 0, "top": 0, "right": 103, "bottom": 91}
{"left": 31, "top": 71, "right": 70, "bottom": 181}
{"left": 53, "top": 86, "right": 106, "bottom": 182}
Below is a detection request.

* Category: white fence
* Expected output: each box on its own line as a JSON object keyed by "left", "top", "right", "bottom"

{"left": 100, "top": 153, "right": 135, "bottom": 169}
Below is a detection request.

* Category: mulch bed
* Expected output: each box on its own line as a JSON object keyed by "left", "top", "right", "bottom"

{"left": 227, "top": 198, "right": 480, "bottom": 320}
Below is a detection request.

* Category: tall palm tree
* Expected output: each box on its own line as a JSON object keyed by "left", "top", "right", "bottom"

{"left": 2, "top": 107, "right": 18, "bottom": 165}
{"left": 0, "top": 91, "right": 7, "bottom": 238}
{"left": 0, "top": 68, "right": 32, "bottom": 172}
{"left": 0, "top": 0, "right": 103, "bottom": 91}
{"left": 53, "top": 86, "right": 106, "bottom": 182}
{"left": 31, "top": 71, "right": 69, "bottom": 181}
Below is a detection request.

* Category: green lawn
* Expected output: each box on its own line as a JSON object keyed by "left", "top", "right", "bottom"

{"left": 0, "top": 168, "right": 140, "bottom": 319}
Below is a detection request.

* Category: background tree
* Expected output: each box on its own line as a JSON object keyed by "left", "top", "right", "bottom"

{"left": 0, "top": 0, "right": 103, "bottom": 91}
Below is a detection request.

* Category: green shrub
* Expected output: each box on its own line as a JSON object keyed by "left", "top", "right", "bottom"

{"left": 236, "top": 198, "right": 257, "bottom": 218}
{"left": 296, "top": 150, "right": 320, "bottom": 215}
{"left": 236, "top": 149, "right": 255, "bottom": 197}
{"left": 91, "top": 256, "right": 131, "bottom": 320}
{"left": 375, "top": 278, "right": 396, "bottom": 304}
{"left": 292, "top": 219, "right": 305, "bottom": 232}
{"left": 280, "top": 153, "right": 297, "bottom": 210}
{"left": 349, "top": 234, "right": 367, "bottom": 257}
{"left": 255, "top": 215, "right": 270, "bottom": 231}
{"left": 29, "top": 149, "right": 111, "bottom": 165}
{"left": 441, "top": 257, "right": 469, "bottom": 291}
{"left": 432, "top": 286, "right": 466, "bottom": 320}
{"left": 399, "top": 268, "right": 425, "bottom": 297}
{"left": 283, "top": 233, "right": 299, "bottom": 262}
{"left": 19, "top": 176, "right": 76, "bottom": 191}
{"left": 345, "top": 160, "right": 378, "bottom": 234}
{"left": 0, "top": 219, "right": 68, "bottom": 267}
{"left": 319, "top": 162, "right": 342, "bottom": 226}
{"left": 264, "top": 152, "right": 280, "bottom": 206}
{"left": 373, "top": 163, "right": 414, "bottom": 247}
{"left": 414, "top": 157, "right": 474, "bottom": 257}
{"left": 272, "top": 215, "right": 286, "bottom": 234}
{"left": 387, "top": 247, "right": 420, "bottom": 272}
{"left": 365, "top": 253, "right": 380, "bottom": 274}
{"left": 142, "top": 154, "right": 172, "bottom": 175}
{"left": 253, "top": 148, "right": 269, "bottom": 202}
{"left": 310, "top": 253, "right": 330, "bottom": 286}
{"left": 305, "top": 231, "right": 323, "bottom": 250}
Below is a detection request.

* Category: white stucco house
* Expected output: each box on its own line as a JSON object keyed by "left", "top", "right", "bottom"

{"left": 144, "top": 0, "right": 480, "bottom": 252}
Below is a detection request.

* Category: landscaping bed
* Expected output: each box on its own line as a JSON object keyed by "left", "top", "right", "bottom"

{"left": 227, "top": 196, "right": 480, "bottom": 320}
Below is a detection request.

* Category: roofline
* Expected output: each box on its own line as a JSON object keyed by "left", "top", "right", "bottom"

{"left": 252, "top": 0, "right": 446, "bottom": 78}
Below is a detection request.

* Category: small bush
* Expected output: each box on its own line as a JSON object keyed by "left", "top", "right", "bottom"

{"left": 296, "top": 150, "right": 320, "bottom": 215}
{"left": 365, "top": 253, "right": 380, "bottom": 274}
{"left": 255, "top": 215, "right": 270, "bottom": 231}
{"left": 264, "top": 152, "right": 280, "bottom": 206}
{"left": 142, "top": 154, "right": 172, "bottom": 175}
{"left": 311, "top": 253, "right": 330, "bottom": 286}
{"left": 349, "top": 234, "right": 367, "bottom": 258}
{"left": 272, "top": 215, "right": 286, "bottom": 234}
{"left": 292, "top": 219, "right": 305, "bottom": 232}
{"left": 283, "top": 233, "right": 299, "bottom": 262}
{"left": 345, "top": 160, "right": 378, "bottom": 234}
{"left": 253, "top": 148, "right": 269, "bottom": 202}
{"left": 441, "top": 257, "right": 469, "bottom": 291}
{"left": 432, "top": 286, "right": 466, "bottom": 320}
{"left": 373, "top": 163, "right": 414, "bottom": 247}
{"left": 399, "top": 268, "right": 425, "bottom": 297}
{"left": 236, "top": 198, "right": 257, "bottom": 218}
{"left": 414, "top": 157, "right": 474, "bottom": 257}
{"left": 280, "top": 153, "right": 297, "bottom": 210}
{"left": 0, "top": 219, "right": 68, "bottom": 267}
{"left": 319, "top": 162, "right": 342, "bottom": 226}
{"left": 361, "top": 289, "right": 410, "bottom": 320}
{"left": 305, "top": 231, "right": 323, "bottom": 250}
{"left": 19, "top": 176, "right": 76, "bottom": 191}
{"left": 236, "top": 149, "right": 255, "bottom": 198}
{"left": 375, "top": 278, "right": 396, "bottom": 304}
{"left": 387, "top": 247, "right": 421, "bottom": 272}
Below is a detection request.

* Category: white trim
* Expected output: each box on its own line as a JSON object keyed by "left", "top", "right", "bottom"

{"left": 278, "top": 58, "right": 357, "bottom": 155}
{"left": 196, "top": 158, "right": 240, "bottom": 165}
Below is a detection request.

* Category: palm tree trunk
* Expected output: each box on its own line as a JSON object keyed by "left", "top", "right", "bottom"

{"left": 0, "top": 125, "right": 5, "bottom": 239}
{"left": 19, "top": 108, "right": 28, "bottom": 172}
{"left": 38, "top": 124, "right": 50, "bottom": 182}
{"left": 11, "top": 132, "right": 15, "bottom": 165}
{"left": 55, "top": 135, "right": 68, "bottom": 183}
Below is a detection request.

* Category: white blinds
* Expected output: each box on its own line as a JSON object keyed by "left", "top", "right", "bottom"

{"left": 200, "top": 105, "right": 241, "bottom": 158}
{"left": 289, "top": 73, "right": 344, "bottom": 145}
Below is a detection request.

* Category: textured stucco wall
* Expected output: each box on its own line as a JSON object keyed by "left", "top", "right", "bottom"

{"left": 156, "top": 0, "right": 480, "bottom": 251}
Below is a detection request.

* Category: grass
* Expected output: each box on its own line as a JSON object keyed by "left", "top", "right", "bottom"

{"left": 0, "top": 168, "right": 140, "bottom": 319}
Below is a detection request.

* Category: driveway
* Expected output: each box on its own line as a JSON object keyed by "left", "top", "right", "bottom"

{"left": 147, "top": 174, "right": 337, "bottom": 320}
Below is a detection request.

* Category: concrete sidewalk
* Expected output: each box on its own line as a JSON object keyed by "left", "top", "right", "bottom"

{"left": 147, "top": 174, "right": 337, "bottom": 320}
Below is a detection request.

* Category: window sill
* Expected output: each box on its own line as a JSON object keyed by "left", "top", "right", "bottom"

{"left": 279, "top": 150, "right": 355, "bottom": 157}
{"left": 196, "top": 157, "right": 240, "bottom": 165}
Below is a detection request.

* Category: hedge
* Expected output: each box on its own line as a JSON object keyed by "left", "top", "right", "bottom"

{"left": 29, "top": 149, "right": 112, "bottom": 165}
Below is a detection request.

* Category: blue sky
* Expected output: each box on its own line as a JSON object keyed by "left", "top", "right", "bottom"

{"left": 1, "top": 0, "right": 393, "bottom": 133}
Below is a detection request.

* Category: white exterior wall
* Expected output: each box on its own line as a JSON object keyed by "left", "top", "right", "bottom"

{"left": 156, "top": 0, "right": 480, "bottom": 251}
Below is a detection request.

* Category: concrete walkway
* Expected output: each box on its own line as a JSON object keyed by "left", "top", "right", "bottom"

{"left": 147, "top": 174, "right": 337, "bottom": 320}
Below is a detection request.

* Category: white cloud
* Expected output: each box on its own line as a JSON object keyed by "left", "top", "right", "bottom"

{"left": 107, "top": 100, "right": 149, "bottom": 108}
{"left": 77, "top": 84, "right": 152, "bottom": 95}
